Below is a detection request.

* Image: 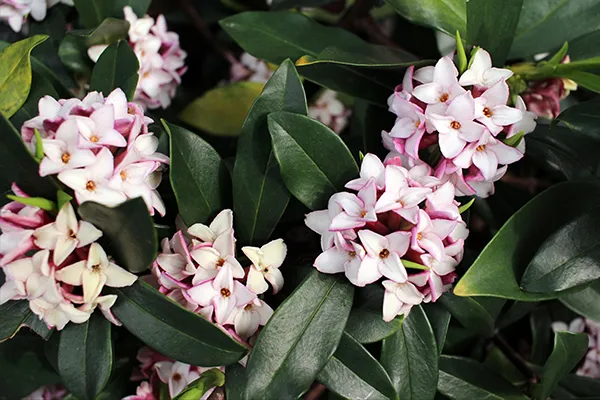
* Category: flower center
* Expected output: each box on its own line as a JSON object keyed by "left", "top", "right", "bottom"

{"left": 128, "top": 105, "right": 136, "bottom": 114}
{"left": 216, "top": 258, "right": 225, "bottom": 268}
{"left": 439, "top": 93, "right": 449, "bottom": 103}
{"left": 244, "top": 304, "right": 253, "bottom": 311}
{"left": 360, "top": 210, "right": 367, "bottom": 217}
{"left": 414, "top": 121, "right": 420, "bottom": 128}
{"left": 61, "top": 152, "right": 71, "bottom": 164}
{"left": 349, "top": 251, "right": 357, "bottom": 258}
{"left": 120, "top": 171, "right": 127, "bottom": 181}
{"left": 379, "top": 249, "right": 390, "bottom": 259}
{"left": 476, "top": 145, "right": 486, "bottom": 152}
{"left": 172, "top": 373, "right": 182, "bottom": 382}
{"left": 68, "top": 229, "right": 76, "bottom": 239}
{"left": 85, "top": 181, "right": 96, "bottom": 192}
{"left": 482, "top": 107, "right": 493, "bottom": 118}
{"left": 417, "top": 233, "right": 423, "bottom": 240}
{"left": 91, "top": 263, "right": 101, "bottom": 272}
{"left": 90, "top": 135, "right": 99, "bottom": 143}
{"left": 220, "top": 288, "right": 231, "bottom": 297}
{"left": 450, "top": 121, "right": 461, "bottom": 130}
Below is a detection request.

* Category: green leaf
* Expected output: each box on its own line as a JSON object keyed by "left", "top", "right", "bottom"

{"left": 233, "top": 59, "right": 305, "bottom": 245}
{"left": 466, "top": 0, "right": 523, "bottom": 66}
{"left": 34, "top": 129, "right": 44, "bottom": 161}
{"left": 318, "top": 332, "right": 397, "bottom": 400}
{"left": 458, "top": 198, "right": 475, "bottom": 214}
{"left": 220, "top": 11, "right": 414, "bottom": 104}
{"left": 530, "top": 308, "right": 553, "bottom": 365}
{"left": 548, "top": 42, "right": 569, "bottom": 65}
{"left": 503, "top": 130, "right": 525, "bottom": 148}
{"left": 58, "top": 313, "right": 113, "bottom": 400}
{"left": 70, "top": 17, "right": 130, "bottom": 47}
{"left": 90, "top": 41, "right": 139, "bottom": 100}
{"left": 74, "top": 0, "right": 151, "bottom": 28}
{"left": 270, "top": 0, "right": 335, "bottom": 10}
{"left": 295, "top": 45, "right": 419, "bottom": 68}
{"left": 484, "top": 346, "right": 526, "bottom": 386}
{"left": 535, "top": 332, "right": 588, "bottom": 400}
{"left": 0, "top": 35, "right": 48, "bottom": 118}
{"left": 521, "top": 207, "right": 600, "bottom": 292}
{"left": 384, "top": 0, "right": 466, "bottom": 37}
{"left": 440, "top": 293, "right": 504, "bottom": 337}
{"left": 0, "top": 113, "right": 57, "bottom": 203}
{"left": 77, "top": 198, "right": 157, "bottom": 273}
{"left": 180, "top": 82, "right": 264, "bottom": 137}
{"left": 57, "top": 190, "right": 73, "bottom": 209}
{"left": 5, "top": 195, "right": 56, "bottom": 212}
{"left": 245, "top": 269, "right": 354, "bottom": 399}
{"left": 558, "top": 374, "right": 600, "bottom": 397}
{"left": 0, "top": 300, "right": 52, "bottom": 342}
{"left": 267, "top": 111, "right": 358, "bottom": 210}
{"left": 454, "top": 181, "right": 600, "bottom": 300}
{"left": 560, "top": 280, "right": 600, "bottom": 323}
{"left": 423, "top": 303, "right": 451, "bottom": 355}
{"left": 163, "top": 120, "right": 229, "bottom": 226}
{"left": 10, "top": 71, "right": 59, "bottom": 132}
{"left": 345, "top": 285, "right": 404, "bottom": 344}
{"left": 111, "top": 280, "right": 247, "bottom": 366}
{"left": 455, "top": 30, "right": 467, "bottom": 73}
{"left": 560, "top": 70, "right": 600, "bottom": 94}
{"left": 58, "top": 35, "right": 92, "bottom": 76}
{"left": 173, "top": 368, "right": 225, "bottom": 400}
{"left": 438, "top": 355, "right": 528, "bottom": 400}
{"left": 225, "top": 363, "right": 247, "bottom": 400}
{"left": 555, "top": 97, "right": 600, "bottom": 138}
{"left": 381, "top": 305, "right": 438, "bottom": 400}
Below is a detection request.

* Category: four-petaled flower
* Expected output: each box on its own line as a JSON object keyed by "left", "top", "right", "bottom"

{"left": 242, "top": 238, "right": 287, "bottom": 295}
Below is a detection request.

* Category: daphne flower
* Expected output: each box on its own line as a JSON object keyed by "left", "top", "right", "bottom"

{"left": 419, "top": 254, "right": 458, "bottom": 301}
{"left": 308, "top": 90, "right": 351, "bottom": 134}
{"left": 34, "top": 203, "right": 102, "bottom": 266}
{"left": 187, "top": 266, "right": 256, "bottom": 324}
{"left": 56, "top": 242, "right": 137, "bottom": 303}
{"left": 190, "top": 229, "right": 244, "bottom": 284}
{"left": 76, "top": 106, "right": 128, "bottom": 148}
{"left": 123, "top": 382, "right": 155, "bottom": 400}
{"left": 357, "top": 230, "right": 410, "bottom": 285}
{"left": 382, "top": 280, "right": 424, "bottom": 322}
{"left": 39, "top": 120, "right": 96, "bottom": 176}
{"left": 29, "top": 297, "right": 91, "bottom": 330}
{"left": 474, "top": 81, "right": 523, "bottom": 135}
{"left": 314, "top": 233, "right": 365, "bottom": 278}
{"left": 346, "top": 153, "right": 386, "bottom": 191}
{"left": 305, "top": 195, "right": 346, "bottom": 251}
{"left": 411, "top": 210, "right": 455, "bottom": 261}
{"left": 188, "top": 209, "right": 233, "bottom": 244}
{"left": 330, "top": 181, "right": 378, "bottom": 231}
{"left": 227, "top": 298, "right": 273, "bottom": 339}
{"left": 154, "top": 361, "right": 200, "bottom": 398}
{"left": 375, "top": 165, "right": 431, "bottom": 223}
{"left": 508, "top": 95, "right": 537, "bottom": 153}
{"left": 81, "top": 294, "right": 122, "bottom": 326}
{"left": 552, "top": 318, "right": 585, "bottom": 334}
{"left": 424, "top": 182, "right": 460, "bottom": 220}
{"left": 458, "top": 48, "right": 513, "bottom": 88}
{"left": 412, "top": 56, "right": 465, "bottom": 105}
{"left": 242, "top": 238, "right": 286, "bottom": 295}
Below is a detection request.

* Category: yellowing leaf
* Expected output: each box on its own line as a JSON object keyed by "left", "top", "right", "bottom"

{"left": 179, "top": 82, "right": 265, "bottom": 136}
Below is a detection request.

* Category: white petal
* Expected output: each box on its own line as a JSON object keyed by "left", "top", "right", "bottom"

{"left": 103, "top": 263, "right": 137, "bottom": 287}
{"left": 246, "top": 266, "right": 269, "bottom": 295}
{"left": 261, "top": 238, "right": 287, "bottom": 268}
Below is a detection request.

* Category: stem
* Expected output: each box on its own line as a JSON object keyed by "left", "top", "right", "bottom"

{"left": 338, "top": 0, "right": 377, "bottom": 29}
{"left": 305, "top": 383, "right": 327, "bottom": 400}
{"left": 492, "top": 334, "right": 538, "bottom": 383}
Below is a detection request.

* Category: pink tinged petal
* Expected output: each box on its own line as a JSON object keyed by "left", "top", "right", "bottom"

{"left": 431, "top": 219, "right": 457, "bottom": 240}
{"left": 235, "top": 308, "right": 260, "bottom": 339}
{"left": 390, "top": 117, "right": 417, "bottom": 139}
{"left": 81, "top": 269, "right": 107, "bottom": 303}
{"left": 473, "top": 149, "right": 498, "bottom": 180}
{"left": 314, "top": 247, "right": 348, "bottom": 274}
{"left": 53, "top": 236, "right": 77, "bottom": 266}
{"left": 187, "top": 281, "right": 218, "bottom": 306}
{"left": 412, "top": 82, "right": 443, "bottom": 104}
{"left": 223, "top": 256, "right": 245, "bottom": 279}
{"left": 330, "top": 212, "right": 365, "bottom": 231}
{"left": 438, "top": 132, "right": 466, "bottom": 159}
{"left": 405, "top": 128, "right": 426, "bottom": 159}
{"left": 0, "top": 280, "right": 25, "bottom": 304}
{"left": 453, "top": 144, "right": 477, "bottom": 169}
{"left": 4, "top": 258, "right": 35, "bottom": 282}
{"left": 379, "top": 252, "right": 408, "bottom": 283}
{"left": 429, "top": 274, "right": 445, "bottom": 302}
{"left": 188, "top": 223, "right": 215, "bottom": 243}
{"left": 191, "top": 247, "right": 219, "bottom": 269}
{"left": 434, "top": 56, "right": 459, "bottom": 88}
{"left": 154, "top": 361, "right": 175, "bottom": 384}
{"left": 483, "top": 80, "right": 510, "bottom": 107}
{"left": 234, "top": 280, "right": 257, "bottom": 306}
{"left": 382, "top": 283, "right": 404, "bottom": 322}
{"left": 457, "top": 121, "right": 486, "bottom": 142}
{"left": 490, "top": 105, "right": 523, "bottom": 127}
{"left": 414, "top": 66, "right": 434, "bottom": 83}
{"left": 246, "top": 266, "right": 269, "bottom": 295}
{"left": 57, "top": 169, "right": 89, "bottom": 193}
{"left": 420, "top": 234, "right": 446, "bottom": 262}
{"left": 103, "top": 262, "right": 137, "bottom": 287}
{"left": 304, "top": 210, "right": 330, "bottom": 235}
{"left": 213, "top": 295, "right": 235, "bottom": 324}
{"left": 386, "top": 231, "right": 411, "bottom": 256}
{"left": 447, "top": 91, "right": 475, "bottom": 121}
{"left": 213, "top": 229, "right": 234, "bottom": 257}
{"left": 384, "top": 165, "right": 409, "bottom": 193}
{"left": 483, "top": 68, "right": 513, "bottom": 87}
{"left": 489, "top": 141, "right": 523, "bottom": 165}
{"left": 210, "top": 209, "right": 233, "bottom": 235}
{"left": 395, "top": 281, "right": 424, "bottom": 304}
{"left": 394, "top": 206, "right": 420, "bottom": 224}
{"left": 375, "top": 191, "right": 401, "bottom": 213}
{"left": 345, "top": 255, "right": 382, "bottom": 287}
{"left": 357, "top": 230, "right": 386, "bottom": 258}
{"left": 264, "top": 268, "right": 284, "bottom": 294}
{"left": 256, "top": 300, "right": 274, "bottom": 324}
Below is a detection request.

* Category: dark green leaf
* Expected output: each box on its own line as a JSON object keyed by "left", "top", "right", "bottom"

{"left": 58, "top": 35, "right": 92, "bottom": 76}
{"left": 423, "top": 303, "right": 451, "bottom": 355}
{"left": 296, "top": 44, "right": 419, "bottom": 68}
{"left": 318, "top": 332, "right": 397, "bottom": 400}
{"left": 560, "top": 280, "right": 600, "bottom": 323}
{"left": 270, "top": 0, "right": 334, "bottom": 10}
{"left": 163, "top": 120, "right": 229, "bottom": 226}
{"left": 522, "top": 207, "right": 600, "bottom": 292}
{"left": 173, "top": 368, "right": 225, "bottom": 400}
{"left": 536, "top": 331, "right": 588, "bottom": 400}
{"left": 466, "top": 0, "right": 523, "bottom": 65}
{"left": 225, "top": 363, "right": 247, "bottom": 400}
{"left": 74, "top": 0, "right": 151, "bottom": 28}
{"left": 245, "top": 270, "right": 353, "bottom": 399}
{"left": 233, "top": 59, "right": 306, "bottom": 245}
{"left": 455, "top": 181, "right": 600, "bottom": 300}
{"left": 558, "top": 374, "right": 600, "bottom": 397}
{"left": 484, "top": 346, "right": 526, "bottom": 386}
{"left": 530, "top": 308, "right": 553, "bottom": 365}
{"left": 90, "top": 41, "right": 139, "bottom": 100}
{"left": 555, "top": 97, "right": 600, "bottom": 138}
{"left": 78, "top": 198, "right": 157, "bottom": 273}
{"left": 0, "top": 35, "right": 48, "bottom": 118}
{"left": 345, "top": 285, "right": 404, "bottom": 344}
{"left": 0, "top": 300, "right": 52, "bottom": 342}
{"left": 384, "top": 0, "right": 466, "bottom": 37}
{"left": 111, "top": 280, "right": 247, "bottom": 366}
{"left": 381, "top": 305, "right": 438, "bottom": 400}
{"left": 70, "top": 18, "right": 130, "bottom": 47}
{"left": 438, "top": 355, "right": 528, "bottom": 400}
{"left": 440, "top": 293, "right": 504, "bottom": 337}
{"left": 58, "top": 313, "right": 113, "bottom": 400}
{"left": 268, "top": 111, "right": 358, "bottom": 210}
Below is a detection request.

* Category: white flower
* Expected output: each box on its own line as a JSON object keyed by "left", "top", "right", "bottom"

{"left": 242, "top": 238, "right": 287, "bottom": 295}
{"left": 382, "top": 280, "right": 424, "bottom": 322}
{"left": 39, "top": 119, "right": 97, "bottom": 176}
{"left": 154, "top": 361, "right": 200, "bottom": 399}
{"left": 190, "top": 229, "right": 244, "bottom": 284}
{"left": 226, "top": 297, "right": 273, "bottom": 339}
{"left": 458, "top": 48, "right": 513, "bottom": 88}
{"left": 188, "top": 209, "right": 233, "bottom": 244}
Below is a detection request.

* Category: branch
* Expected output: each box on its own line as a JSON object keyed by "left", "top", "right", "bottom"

{"left": 492, "top": 334, "right": 538, "bottom": 383}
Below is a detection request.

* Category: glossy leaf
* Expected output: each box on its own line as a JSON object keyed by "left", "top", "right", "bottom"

{"left": 318, "top": 332, "right": 397, "bottom": 400}
{"left": 423, "top": 303, "right": 451, "bottom": 355}
{"left": 438, "top": 355, "right": 528, "bottom": 400}
{"left": 173, "top": 368, "right": 225, "bottom": 400}
{"left": 58, "top": 35, "right": 92, "bottom": 76}
{"left": 535, "top": 332, "right": 588, "bottom": 400}
{"left": 484, "top": 346, "right": 526, "bottom": 386}
{"left": 10, "top": 71, "right": 59, "bottom": 132}
{"left": 466, "top": 0, "right": 523, "bottom": 65}
{"left": 6, "top": 195, "right": 56, "bottom": 212}
{"left": 530, "top": 308, "right": 553, "bottom": 365}
{"left": 381, "top": 306, "right": 438, "bottom": 400}
{"left": 521, "top": 207, "right": 600, "bottom": 292}
{"left": 245, "top": 270, "right": 354, "bottom": 399}
{"left": 555, "top": 97, "right": 600, "bottom": 138}
{"left": 225, "top": 364, "right": 247, "bottom": 400}
{"left": 110, "top": 280, "right": 247, "bottom": 366}
{"left": 384, "top": 0, "right": 466, "bottom": 36}
{"left": 90, "top": 41, "right": 139, "bottom": 100}
{"left": 455, "top": 181, "right": 600, "bottom": 300}
{"left": 233, "top": 59, "right": 306, "bottom": 245}
{"left": 74, "top": 0, "right": 151, "bottom": 28}
{"left": 164, "top": 120, "right": 229, "bottom": 226}
{"left": 58, "top": 313, "right": 113, "bottom": 400}
{"left": 270, "top": 0, "right": 335, "bottom": 10}
{"left": 180, "top": 82, "right": 265, "bottom": 137}
{"left": 70, "top": 17, "right": 130, "bottom": 46}
{"left": 345, "top": 285, "right": 404, "bottom": 344}
{"left": 440, "top": 293, "right": 504, "bottom": 337}
{"left": 268, "top": 111, "right": 358, "bottom": 210}
{"left": 558, "top": 374, "right": 600, "bottom": 397}
{"left": 0, "top": 300, "right": 52, "bottom": 342}
{"left": 560, "top": 280, "right": 600, "bottom": 323}
{"left": 78, "top": 198, "right": 157, "bottom": 273}
{"left": 0, "top": 35, "right": 48, "bottom": 118}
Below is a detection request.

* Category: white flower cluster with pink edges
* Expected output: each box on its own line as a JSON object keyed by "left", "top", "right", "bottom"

{"left": 0, "top": 192, "right": 137, "bottom": 330}
{"left": 306, "top": 153, "right": 468, "bottom": 322}
{"left": 384, "top": 49, "right": 537, "bottom": 198}
{"left": 88, "top": 7, "right": 187, "bottom": 110}
{"left": 151, "top": 210, "right": 284, "bottom": 342}
{"left": 21, "top": 88, "right": 169, "bottom": 216}
{"left": 0, "top": 0, "right": 72, "bottom": 32}
{"left": 308, "top": 89, "right": 351, "bottom": 134}
{"left": 553, "top": 317, "right": 600, "bottom": 379}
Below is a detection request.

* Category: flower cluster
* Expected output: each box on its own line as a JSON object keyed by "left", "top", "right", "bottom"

{"left": 0, "top": 191, "right": 137, "bottom": 330}
{"left": 553, "top": 317, "right": 600, "bottom": 378}
{"left": 23, "top": 384, "right": 67, "bottom": 400}
{"left": 305, "top": 153, "right": 468, "bottom": 322}
{"left": 151, "top": 210, "right": 284, "bottom": 342}
{"left": 125, "top": 347, "right": 221, "bottom": 400}
{"left": 21, "top": 88, "right": 169, "bottom": 216}
{"left": 308, "top": 89, "right": 351, "bottom": 134}
{"left": 230, "top": 53, "right": 274, "bottom": 84}
{"left": 88, "top": 7, "right": 187, "bottom": 110}
{"left": 0, "top": 0, "right": 72, "bottom": 32}
{"left": 384, "top": 49, "right": 537, "bottom": 198}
